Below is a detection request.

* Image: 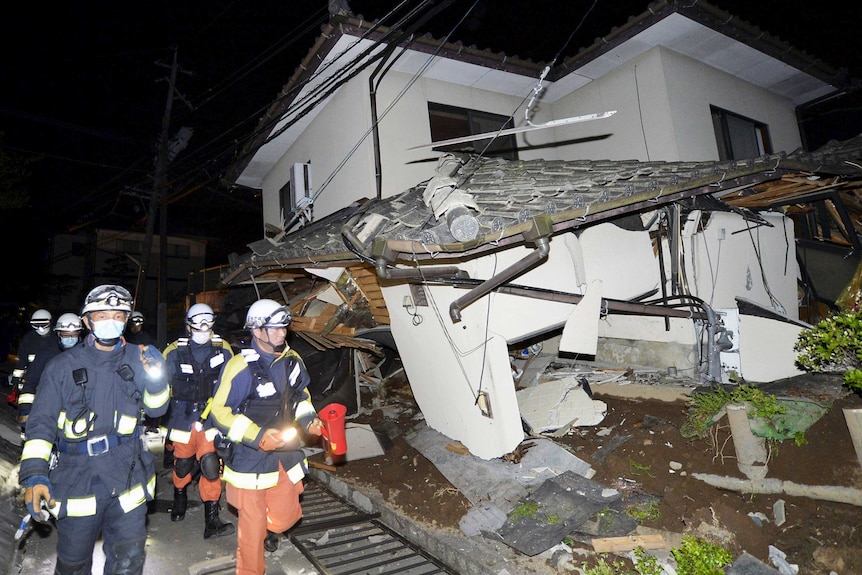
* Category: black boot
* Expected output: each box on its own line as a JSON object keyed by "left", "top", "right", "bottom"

{"left": 203, "top": 501, "right": 235, "bottom": 539}
{"left": 170, "top": 487, "right": 187, "bottom": 522}
{"left": 264, "top": 530, "right": 280, "bottom": 552}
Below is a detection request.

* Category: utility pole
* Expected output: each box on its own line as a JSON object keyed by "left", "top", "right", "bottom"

{"left": 140, "top": 47, "right": 179, "bottom": 350}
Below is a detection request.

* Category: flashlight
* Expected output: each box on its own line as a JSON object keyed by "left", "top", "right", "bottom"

{"left": 15, "top": 508, "right": 50, "bottom": 541}
{"left": 280, "top": 426, "right": 298, "bottom": 443}
{"left": 140, "top": 347, "right": 164, "bottom": 379}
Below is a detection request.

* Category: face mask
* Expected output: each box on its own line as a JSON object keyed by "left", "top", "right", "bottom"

{"left": 91, "top": 319, "right": 126, "bottom": 341}
{"left": 35, "top": 326, "right": 51, "bottom": 336}
{"left": 190, "top": 330, "right": 211, "bottom": 345}
{"left": 60, "top": 336, "right": 79, "bottom": 349}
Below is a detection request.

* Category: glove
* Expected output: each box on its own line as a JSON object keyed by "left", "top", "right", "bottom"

{"left": 23, "top": 475, "right": 55, "bottom": 522}
{"left": 138, "top": 345, "right": 168, "bottom": 393}
{"left": 258, "top": 428, "right": 287, "bottom": 452}
{"left": 306, "top": 418, "right": 324, "bottom": 437}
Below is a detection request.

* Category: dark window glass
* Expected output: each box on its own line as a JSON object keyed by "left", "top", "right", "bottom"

{"left": 711, "top": 106, "right": 772, "bottom": 160}
{"left": 428, "top": 103, "right": 518, "bottom": 159}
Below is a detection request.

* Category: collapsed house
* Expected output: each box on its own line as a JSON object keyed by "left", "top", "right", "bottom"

{"left": 221, "top": 139, "right": 862, "bottom": 458}
{"left": 214, "top": 2, "right": 862, "bottom": 458}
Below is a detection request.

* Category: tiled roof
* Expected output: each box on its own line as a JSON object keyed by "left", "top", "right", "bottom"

{"left": 222, "top": 134, "right": 862, "bottom": 286}
{"left": 560, "top": 0, "right": 845, "bottom": 87}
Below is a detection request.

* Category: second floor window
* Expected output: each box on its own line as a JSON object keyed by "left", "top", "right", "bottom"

{"left": 428, "top": 103, "right": 518, "bottom": 160}
{"left": 711, "top": 106, "right": 772, "bottom": 161}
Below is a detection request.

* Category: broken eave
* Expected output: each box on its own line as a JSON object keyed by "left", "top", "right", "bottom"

{"left": 366, "top": 168, "right": 808, "bottom": 267}
{"left": 221, "top": 134, "right": 862, "bottom": 289}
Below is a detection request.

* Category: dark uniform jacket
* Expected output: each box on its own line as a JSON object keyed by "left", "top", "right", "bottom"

{"left": 19, "top": 337, "right": 170, "bottom": 518}
{"left": 11, "top": 330, "right": 60, "bottom": 389}
{"left": 17, "top": 337, "right": 64, "bottom": 416}
{"left": 162, "top": 335, "right": 233, "bottom": 440}
{"left": 210, "top": 340, "right": 317, "bottom": 489}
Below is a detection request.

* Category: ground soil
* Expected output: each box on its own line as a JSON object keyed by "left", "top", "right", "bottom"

{"left": 320, "top": 372, "right": 862, "bottom": 574}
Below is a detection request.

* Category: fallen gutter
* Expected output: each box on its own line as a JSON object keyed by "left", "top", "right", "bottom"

{"left": 692, "top": 473, "right": 862, "bottom": 507}
{"left": 449, "top": 217, "right": 553, "bottom": 323}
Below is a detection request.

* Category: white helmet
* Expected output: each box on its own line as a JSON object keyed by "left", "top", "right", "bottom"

{"left": 187, "top": 303, "right": 215, "bottom": 331}
{"left": 245, "top": 299, "right": 291, "bottom": 329}
{"left": 31, "top": 308, "right": 52, "bottom": 335}
{"left": 130, "top": 311, "right": 144, "bottom": 325}
{"left": 81, "top": 285, "right": 133, "bottom": 315}
{"left": 30, "top": 309, "right": 52, "bottom": 327}
{"left": 54, "top": 313, "right": 83, "bottom": 333}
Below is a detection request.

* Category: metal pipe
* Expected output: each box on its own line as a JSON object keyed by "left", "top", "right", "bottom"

{"left": 655, "top": 218, "right": 670, "bottom": 330}
{"left": 702, "top": 303, "right": 725, "bottom": 383}
{"left": 374, "top": 265, "right": 467, "bottom": 281}
{"left": 449, "top": 236, "right": 550, "bottom": 323}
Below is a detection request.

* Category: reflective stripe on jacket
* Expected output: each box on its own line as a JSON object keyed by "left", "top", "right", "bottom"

{"left": 162, "top": 335, "right": 232, "bottom": 436}
{"left": 210, "top": 340, "right": 316, "bottom": 489}
{"left": 19, "top": 338, "right": 169, "bottom": 517}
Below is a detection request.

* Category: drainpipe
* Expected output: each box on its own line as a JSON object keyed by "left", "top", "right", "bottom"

{"left": 369, "top": 41, "right": 410, "bottom": 200}
{"left": 449, "top": 216, "right": 553, "bottom": 323}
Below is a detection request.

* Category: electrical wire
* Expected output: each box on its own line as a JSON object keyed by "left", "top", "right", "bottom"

{"left": 744, "top": 218, "right": 787, "bottom": 314}
{"left": 37, "top": 2, "right": 425, "bottom": 232}
{"left": 523, "top": 0, "right": 599, "bottom": 128}
{"left": 153, "top": 0, "right": 443, "bottom": 219}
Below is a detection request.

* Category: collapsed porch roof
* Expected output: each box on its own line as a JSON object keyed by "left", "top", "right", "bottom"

{"left": 221, "top": 134, "right": 862, "bottom": 287}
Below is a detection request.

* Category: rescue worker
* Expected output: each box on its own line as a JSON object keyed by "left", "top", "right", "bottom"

{"left": 17, "top": 312, "right": 83, "bottom": 430}
{"left": 126, "top": 311, "right": 160, "bottom": 434}
{"left": 162, "top": 302, "right": 234, "bottom": 538}
{"left": 210, "top": 298, "right": 323, "bottom": 575}
{"left": 18, "top": 285, "right": 170, "bottom": 575}
{"left": 7, "top": 308, "right": 55, "bottom": 408}
{"left": 124, "top": 311, "right": 153, "bottom": 346}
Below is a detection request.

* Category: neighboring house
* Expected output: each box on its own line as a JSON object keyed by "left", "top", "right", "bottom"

{"left": 220, "top": 1, "right": 862, "bottom": 458}
{"left": 48, "top": 229, "right": 208, "bottom": 341}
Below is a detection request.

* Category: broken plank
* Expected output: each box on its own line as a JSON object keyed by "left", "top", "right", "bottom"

{"left": 359, "top": 287, "right": 384, "bottom": 298}
{"left": 308, "top": 460, "right": 338, "bottom": 472}
{"left": 349, "top": 266, "right": 377, "bottom": 277}
{"left": 300, "top": 331, "right": 338, "bottom": 349}
{"left": 296, "top": 332, "right": 328, "bottom": 351}
{"left": 591, "top": 534, "right": 666, "bottom": 553}
{"left": 327, "top": 334, "right": 381, "bottom": 351}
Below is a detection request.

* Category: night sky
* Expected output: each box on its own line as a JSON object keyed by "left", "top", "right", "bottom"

{"left": 0, "top": 0, "right": 859, "bottom": 304}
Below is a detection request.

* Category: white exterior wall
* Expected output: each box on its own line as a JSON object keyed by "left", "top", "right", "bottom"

{"left": 683, "top": 211, "right": 798, "bottom": 317}
{"left": 258, "top": 46, "right": 803, "bottom": 230}
{"left": 548, "top": 48, "right": 679, "bottom": 161}
{"left": 260, "top": 77, "right": 377, "bottom": 232}
{"left": 376, "top": 71, "right": 557, "bottom": 194}
{"left": 591, "top": 210, "right": 798, "bottom": 376}
{"left": 660, "top": 48, "right": 802, "bottom": 158}
{"left": 259, "top": 69, "right": 555, "bottom": 230}
{"left": 548, "top": 46, "right": 802, "bottom": 162}
{"left": 589, "top": 211, "right": 799, "bottom": 342}
{"left": 382, "top": 235, "right": 585, "bottom": 460}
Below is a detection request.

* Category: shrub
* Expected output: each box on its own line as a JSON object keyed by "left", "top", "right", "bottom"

{"left": 671, "top": 535, "right": 733, "bottom": 575}
{"left": 794, "top": 309, "right": 862, "bottom": 393}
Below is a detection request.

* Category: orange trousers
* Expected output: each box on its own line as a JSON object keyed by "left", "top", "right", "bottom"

{"left": 225, "top": 464, "right": 304, "bottom": 575}
{"left": 172, "top": 426, "right": 223, "bottom": 502}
